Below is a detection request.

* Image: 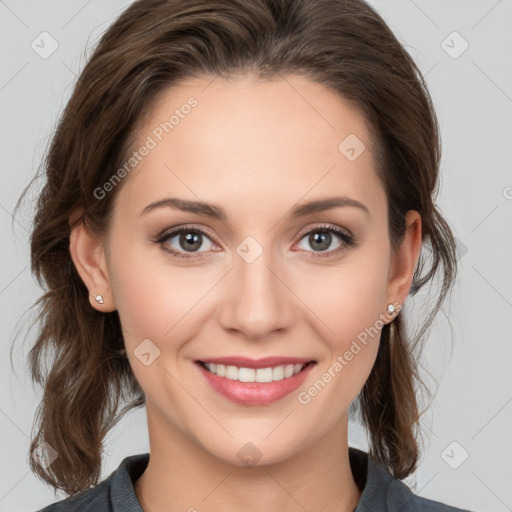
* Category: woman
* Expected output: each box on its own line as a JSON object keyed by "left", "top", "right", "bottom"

{"left": 23, "top": 0, "right": 475, "bottom": 510}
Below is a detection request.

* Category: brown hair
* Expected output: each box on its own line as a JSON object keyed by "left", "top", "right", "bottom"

{"left": 17, "top": 0, "right": 457, "bottom": 496}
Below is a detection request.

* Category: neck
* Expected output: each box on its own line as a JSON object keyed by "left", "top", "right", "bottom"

{"left": 134, "top": 402, "right": 361, "bottom": 512}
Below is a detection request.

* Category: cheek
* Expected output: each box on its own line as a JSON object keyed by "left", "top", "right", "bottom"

{"left": 107, "top": 244, "right": 199, "bottom": 404}
{"left": 108, "top": 253, "right": 166, "bottom": 342}
{"left": 295, "top": 250, "right": 389, "bottom": 401}
{"left": 107, "top": 239, "right": 219, "bottom": 349}
{"left": 301, "top": 250, "right": 390, "bottom": 344}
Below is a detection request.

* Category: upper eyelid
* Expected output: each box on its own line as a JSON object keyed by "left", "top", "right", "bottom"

{"left": 157, "top": 224, "right": 217, "bottom": 243}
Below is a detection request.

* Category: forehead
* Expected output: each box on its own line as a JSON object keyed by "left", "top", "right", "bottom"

{"left": 116, "top": 75, "right": 386, "bottom": 220}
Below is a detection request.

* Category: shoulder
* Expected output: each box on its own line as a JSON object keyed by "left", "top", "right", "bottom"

{"left": 35, "top": 453, "right": 150, "bottom": 512}
{"left": 385, "top": 478, "right": 474, "bottom": 512}
{"left": 349, "top": 447, "right": 477, "bottom": 512}
{"left": 35, "top": 479, "right": 110, "bottom": 512}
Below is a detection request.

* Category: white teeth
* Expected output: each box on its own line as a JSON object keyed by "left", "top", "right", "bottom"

{"left": 255, "top": 367, "right": 273, "bottom": 383}
{"left": 216, "top": 363, "right": 226, "bottom": 377}
{"left": 238, "top": 367, "right": 255, "bottom": 382}
{"left": 202, "top": 362, "right": 307, "bottom": 382}
{"left": 225, "top": 365, "right": 238, "bottom": 380}
{"left": 272, "top": 365, "right": 284, "bottom": 381}
{"left": 284, "top": 364, "right": 294, "bottom": 378}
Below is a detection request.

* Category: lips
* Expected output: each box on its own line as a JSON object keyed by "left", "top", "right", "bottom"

{"left": 194, "top": 356, "right": 316, "bottom": 406}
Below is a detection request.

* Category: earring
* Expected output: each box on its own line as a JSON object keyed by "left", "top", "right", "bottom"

{"left": 386, "top": 303, "right": 396, "bottom": 315}
{"left": 95, "top": 294, "right": 104, "bottom": 304}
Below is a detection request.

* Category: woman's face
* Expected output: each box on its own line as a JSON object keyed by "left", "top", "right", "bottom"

{"left": 101, "top": 75, "right": 413, "bottom": 466}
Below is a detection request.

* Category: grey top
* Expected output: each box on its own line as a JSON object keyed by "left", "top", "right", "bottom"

{"left": 37, "top": 448, "right": 475, "bottom": 511}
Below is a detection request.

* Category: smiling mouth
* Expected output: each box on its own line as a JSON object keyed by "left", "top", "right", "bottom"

{"left": 197, "top": 361, "right": 315, "bottom": 383}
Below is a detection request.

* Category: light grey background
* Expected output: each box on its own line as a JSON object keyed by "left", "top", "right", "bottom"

{"left": 1, "top": 1, "right": 511, "bottom": 511}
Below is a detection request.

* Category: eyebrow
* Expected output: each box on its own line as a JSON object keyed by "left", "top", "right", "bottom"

{"left": 141, "top": 196, "right": 370, "bottom": 220}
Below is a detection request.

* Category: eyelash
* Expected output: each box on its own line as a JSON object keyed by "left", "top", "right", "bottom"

{"left": 155, "top": 223, "right": 357, "bottom": 260}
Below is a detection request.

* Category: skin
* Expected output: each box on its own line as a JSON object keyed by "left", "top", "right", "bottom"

{"left": 70, "top": 74, "right": 422, "bottom": 512}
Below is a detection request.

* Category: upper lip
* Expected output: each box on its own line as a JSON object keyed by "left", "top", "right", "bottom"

{"left": 196, "top": 356, "right": 315, "bottom": 369}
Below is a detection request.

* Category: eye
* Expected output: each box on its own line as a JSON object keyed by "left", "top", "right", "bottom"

{"left": 295, "top": 224, "right": 356, "bottom": 257}
{"left": 155, "top": 223, "right": 356, "bottom": 260}
{"left": 156, "top": 225, "right": 218, "bottom": 259}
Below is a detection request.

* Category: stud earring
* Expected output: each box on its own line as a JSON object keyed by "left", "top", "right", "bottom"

{"left": 386, "top": 303, "right": 396, "bottom": 315}
{"left": 95, "top": 294, "right": 104, "bottom": 304}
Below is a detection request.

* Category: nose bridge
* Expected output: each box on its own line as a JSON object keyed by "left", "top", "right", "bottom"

{"left": 218, "top": 237, "right": 292, "bottom": 339}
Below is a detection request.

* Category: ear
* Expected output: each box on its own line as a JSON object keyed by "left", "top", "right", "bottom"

{"left": 385, "top": 210, "right": 422, "bottom": 317}
{"left": 69, "top": 210, "right": 116, "bottom": 312}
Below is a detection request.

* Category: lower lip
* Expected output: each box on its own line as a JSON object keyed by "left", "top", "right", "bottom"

{"left": 195, "top": 362, "right": 315, "bottom": 406}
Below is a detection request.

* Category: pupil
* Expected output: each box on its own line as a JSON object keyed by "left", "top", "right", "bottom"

{"left": 181, "top": 232, "right": 201, "bottom": 251}
{"left": 311, "top": 232, "right": 330, "bottom": 251}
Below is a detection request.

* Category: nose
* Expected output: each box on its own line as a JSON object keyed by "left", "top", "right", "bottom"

{"left": 217, "top": 245, "right": 294, "bottom": 341}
